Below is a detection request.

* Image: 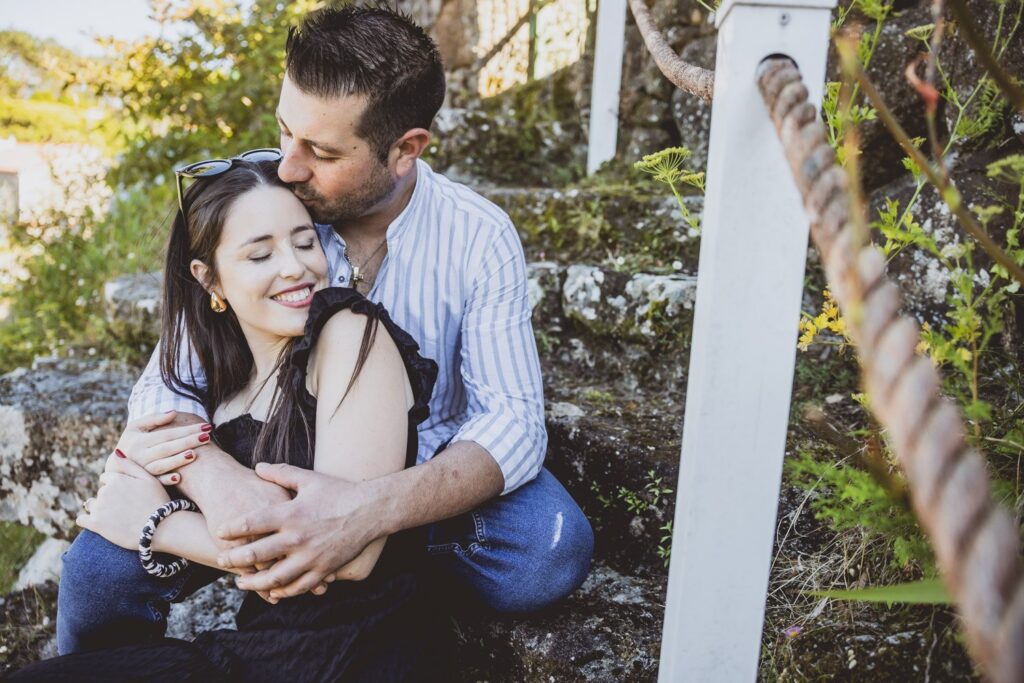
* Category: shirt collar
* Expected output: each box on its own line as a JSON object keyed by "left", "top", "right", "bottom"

{"left": 384, "top": 158, "right": 429, "bottom": 244}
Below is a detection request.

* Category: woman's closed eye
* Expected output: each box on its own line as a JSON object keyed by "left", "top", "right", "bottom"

{"left": 248, "top": 241, "right": 316, "bottom": 263}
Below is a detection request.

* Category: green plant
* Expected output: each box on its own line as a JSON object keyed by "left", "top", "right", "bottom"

{"left": 657, "top": 521, "right": 673, "bottom": 568}
{"left": 809, "top": 578, "right": 951, "bottom": 606}
{"left": 787, "top": 450, "right": 935, "bottom": 573}
{"left": 633, "top": 147, "right": 705, "bottom": 235}
{"left": 0, "top": 522, "right": 45, "bottom": 594}
{"left": 0, "top": 182, "right": 172, "bottom": 373}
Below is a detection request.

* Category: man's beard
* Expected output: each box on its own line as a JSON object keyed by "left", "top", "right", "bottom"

{"left": 292, "top": 162, "right": 397, "bottom": 225}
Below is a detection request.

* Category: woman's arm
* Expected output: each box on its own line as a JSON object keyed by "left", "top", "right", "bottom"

{"left": 79, "top": 459, "right": 246, "bottom": 574}
{"left": 151, "top": 510, "right": 249, "bottom": 575}
{"left": 308, "top": 309, "right": 413, "bottom": 580}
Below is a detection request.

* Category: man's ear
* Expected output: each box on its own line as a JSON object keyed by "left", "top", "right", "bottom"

{"left": 390, "top": 128, "right": 431, "bottom": 178}
{"left": 190, "top": 259, "right": 215, "bottom": 293}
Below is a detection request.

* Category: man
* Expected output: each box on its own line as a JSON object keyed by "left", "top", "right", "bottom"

{"left": 57, "top": 5, "right": 593, "bottom": 653}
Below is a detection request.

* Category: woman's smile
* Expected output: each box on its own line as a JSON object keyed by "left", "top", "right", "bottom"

{"left": 271, "top": 283, "right": 317, "bottom": 307}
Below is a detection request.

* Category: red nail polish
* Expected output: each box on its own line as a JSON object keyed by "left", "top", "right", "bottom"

{"left": 115, "top": 448, "right": 127, "bottom": 458}
{"left": 198, "top": 433, "right": 210, "bottom": 443}
{"left": 184, "top": 452, "right": 195, "bottom": 460}
{"left": 171, "top": 474, "right": 180, "bottom": 483}
{"left": 200, "top": 423, "right": 213, "bottom": 432}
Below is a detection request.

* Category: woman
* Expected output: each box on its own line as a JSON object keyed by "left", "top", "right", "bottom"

{"left": 12, "top": 154, "right": 438, "bottom": 681}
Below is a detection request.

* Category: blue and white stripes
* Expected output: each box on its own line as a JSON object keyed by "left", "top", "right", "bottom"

{"left": 128, "top": 159, "right": 547, "bottom": 494}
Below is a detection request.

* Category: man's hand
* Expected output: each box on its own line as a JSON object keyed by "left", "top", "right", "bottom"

{"left": 216, "top": 462, "right": 385, "bottom": 599}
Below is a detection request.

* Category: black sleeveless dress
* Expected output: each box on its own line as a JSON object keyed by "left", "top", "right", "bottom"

{"left": 9, "top": 289, "right": 441, "bottom": 683}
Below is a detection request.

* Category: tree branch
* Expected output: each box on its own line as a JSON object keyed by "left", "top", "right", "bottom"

{"left": 627, "top": 0, "right": 715, "bottom": 103}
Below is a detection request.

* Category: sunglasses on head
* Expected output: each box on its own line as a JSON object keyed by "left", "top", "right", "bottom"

{"left": 174, "top": 148, "right": 284, "bottom": 215}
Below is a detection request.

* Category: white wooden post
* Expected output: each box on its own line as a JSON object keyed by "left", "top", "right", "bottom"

{"left": 586, "top": 0, "right": 627, "bottom": 175}
{"left": 658, "top": 0, "right": 836, "bottom": 680}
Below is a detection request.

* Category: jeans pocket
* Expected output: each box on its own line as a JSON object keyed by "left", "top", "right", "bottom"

{"left": 425, "top": 511, "right": 487, "bottom": 556}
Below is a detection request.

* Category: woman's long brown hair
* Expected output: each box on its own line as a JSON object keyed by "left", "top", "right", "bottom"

{"left": 159, "top": 159, "right": 377, "bottom": 468}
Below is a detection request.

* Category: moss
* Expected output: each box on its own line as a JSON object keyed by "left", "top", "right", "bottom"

{"left": 0, "top": 522, "right": 45, "bottom": 594}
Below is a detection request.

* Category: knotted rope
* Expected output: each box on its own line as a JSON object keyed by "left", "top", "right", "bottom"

{"left": 756, "top": 57, "right": 1024, "bottom": 683}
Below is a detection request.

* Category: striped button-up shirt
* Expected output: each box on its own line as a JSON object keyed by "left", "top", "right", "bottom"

{"left": 128, "top": 159, "right": 547, "bottom": 494}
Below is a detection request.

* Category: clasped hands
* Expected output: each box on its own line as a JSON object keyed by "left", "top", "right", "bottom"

{"left": 95, "top": 411, "right": 381, "bottom": 602}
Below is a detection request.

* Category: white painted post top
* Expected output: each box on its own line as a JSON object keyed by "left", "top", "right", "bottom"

{"left": 716, "top": 0, "right": 836, "bottom": 27}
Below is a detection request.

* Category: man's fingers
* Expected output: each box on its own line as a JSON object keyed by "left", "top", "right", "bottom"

{"left": 217, "top": 506, "right": 288, "bottom": 541}
{"left": 217, "top": 535, "right": 290, "bottom": 569}
{"left": 270, "top": 570, "right": 327, "bottom": 600}
{"left": 253, "top": 462, "right": 307, "bottom": 492}
{"left": 235, "top": 556, "right": 311, "bottom": 593}
{"left": 145, "top": 450, "right": 197, "bottom": 476}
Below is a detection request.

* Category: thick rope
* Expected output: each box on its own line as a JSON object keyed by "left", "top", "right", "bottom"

{"left": 756, "top": 57, "right": 1024, "bottom": 683}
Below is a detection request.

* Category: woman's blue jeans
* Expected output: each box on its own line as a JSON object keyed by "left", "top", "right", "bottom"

{"left": 56, "top": 468, "right": 594, "bottom": 654}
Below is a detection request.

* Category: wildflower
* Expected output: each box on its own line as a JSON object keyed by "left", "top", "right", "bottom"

{"left": 783, "top": 626, "right": 802, "bottom": 639}
{"left": 634, "top": 147, "right": 693, "bottom": 186}
{"left": 797, "top": 318, "right": 817, "bottom": 351}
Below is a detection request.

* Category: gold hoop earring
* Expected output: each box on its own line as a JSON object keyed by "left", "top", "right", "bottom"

{"left": 210, "top": 291, "right": 228, "bottom": 313}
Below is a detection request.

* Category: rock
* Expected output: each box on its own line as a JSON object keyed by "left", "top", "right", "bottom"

{"left": 826, "top": 5, "right": 934, "bottom": 192}
{"left": 13, "top": 539, "right": 69, "bottom": 592}
{"left": 481, "top": 186, "right": 703, "bottom": 271}
{"left": 527, "top": 261, "right": 565, "bottom": 326}
{"left": 868, "top": 147, "right": 1023, "bottom": 323}
{"left": 166, "top": 576, "right": 245, "bottom": 641}
{"left": 547, "top": 401, "right": 585, "bottom": 421}
{"left": 426, "top": 67, "right": 587, "bottom": 186}
{"left": 454, "top": 563, "right": 665, "bottom": 682}
{"left": 0, "top": 359, "right": 134, "bottom": 538}
{"left": 103, "top": 271, "right": 162, "bottom": 345}
{"left": 623, "top": 127, "right": 675, "bottom": 167}
{"left": 671, "top": 35, "right": 716, "bottom": 171}
{"left": 937, "top": 0, "right": 1024, "bottom": 151}
{"left": 562, "top": 265, "right": 697, "bottom": 342}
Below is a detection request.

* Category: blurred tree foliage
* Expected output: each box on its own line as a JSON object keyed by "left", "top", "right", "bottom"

{"left": 84, "top": 0, "right": 329, "bottom": 187}
{"left": 0, "top": 30, "right": 115, "bottom": 146}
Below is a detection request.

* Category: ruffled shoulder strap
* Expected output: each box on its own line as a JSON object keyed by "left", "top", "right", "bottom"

{"left": 289, "top": 288, "right": 438, "bottom": 426}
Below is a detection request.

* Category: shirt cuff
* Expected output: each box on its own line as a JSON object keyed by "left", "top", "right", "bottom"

{"left": 127, "top": 392, "right": 208, "bottom": 423}
{"left": 450, "top": 412, "right": 546, "bottom": 495}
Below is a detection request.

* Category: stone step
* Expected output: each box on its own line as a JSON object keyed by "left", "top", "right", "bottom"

{"left": 483, "top": 186, "right": 703, "bottom": 273}
{"left": 0, "top": 358, "right": 133, "bottom": 539}
{"left": 452, "top": 563, "right": 665, "bottom": 682}
{"left": 0, "top": 561, "right": 666, "bottom": 682}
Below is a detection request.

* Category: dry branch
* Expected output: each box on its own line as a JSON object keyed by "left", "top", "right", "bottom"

{"left": 627, "top": 0, "right": 715, "bottom": 102}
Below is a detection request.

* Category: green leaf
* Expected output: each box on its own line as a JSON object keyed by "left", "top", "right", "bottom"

{"left": 808, "top": 579, "right": 951, "bottom": 606}
{"left": 964, "top": 399, "right": 993, "bottom": 423}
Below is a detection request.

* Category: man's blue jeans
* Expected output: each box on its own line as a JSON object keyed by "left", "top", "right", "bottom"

{"left": 56, "top": 468, "right": 594, "bottom": 654}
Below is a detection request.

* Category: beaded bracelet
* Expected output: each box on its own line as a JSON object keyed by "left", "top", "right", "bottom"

{"left": 139, "top": 499, "right": 200, "bottom": 578}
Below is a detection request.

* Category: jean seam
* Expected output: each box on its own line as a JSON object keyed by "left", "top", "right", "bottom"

{"left": 471, "top": 511, "right": 489, "bottom": 548}
{"left": 425, "top": 541, "right": 464, "bottom": 556}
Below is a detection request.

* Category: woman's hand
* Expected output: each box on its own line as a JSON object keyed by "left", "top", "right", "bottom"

{"left": 113, "top": 411, "right": 212, "bottom": 485}
{"left": 77, "top": 457, "right": 172, "bottom": 551}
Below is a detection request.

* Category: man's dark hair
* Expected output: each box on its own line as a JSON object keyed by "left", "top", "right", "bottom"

{"left": 285, "top": 4, "right": 446, "bottom": 163}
